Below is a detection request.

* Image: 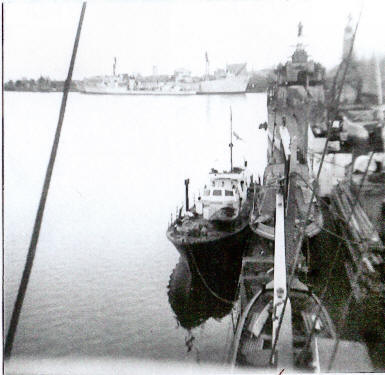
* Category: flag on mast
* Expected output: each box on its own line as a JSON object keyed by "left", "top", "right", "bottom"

{"left": 297, "top": 22, "right": 303, "bottom": 37}
{"left": 233, "top": 131, "right": 243, "bottom": 141}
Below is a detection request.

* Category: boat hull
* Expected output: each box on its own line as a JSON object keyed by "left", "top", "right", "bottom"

{"left": 167, "top": 222, "right": 250, "bottom": 294}
{"left": 197, "top": 76, "right": 249, "bottom": 94}
{"left": 80, "top": 87, "right": 196, "bottom": 95}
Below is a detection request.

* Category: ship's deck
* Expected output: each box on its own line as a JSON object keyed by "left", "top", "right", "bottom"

{"left": 168, "top": 190, "right": 253, "bottom": 244}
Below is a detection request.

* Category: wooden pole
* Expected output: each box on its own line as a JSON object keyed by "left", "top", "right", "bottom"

{"left": 4, "top": 2, "right": 87, "bottom": 360}
{"left": 229, "top": 106, "right": 233, "bottom": 172}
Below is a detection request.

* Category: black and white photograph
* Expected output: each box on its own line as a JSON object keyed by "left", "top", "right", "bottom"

{"left": 3, "top": 0, "right": 385, "bottom": 373}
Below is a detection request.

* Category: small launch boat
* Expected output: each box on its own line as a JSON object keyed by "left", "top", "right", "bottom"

{"left": 167, "top": 108, "right": 254, "bottom": 293}
{"left": 166, "top": 166, "right": 253, "bottom": 280}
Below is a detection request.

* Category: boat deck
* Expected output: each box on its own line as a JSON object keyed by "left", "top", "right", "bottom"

{"left": 167, "top": 189, "right": 253, "bottom": 244}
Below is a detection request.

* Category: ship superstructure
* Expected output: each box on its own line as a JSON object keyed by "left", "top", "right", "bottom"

{"left": 198, "top": 53, "right": 250, "bottom": 94}
{"left": 80, "top": 58, "right": 197, "bottom": 95}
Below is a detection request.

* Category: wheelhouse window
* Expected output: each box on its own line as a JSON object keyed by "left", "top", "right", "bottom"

{"left": 225, "top": 190, "right": 234, "bottom": 196}
{"left": 212, "top": 190, "right": 222, "bottom": 196}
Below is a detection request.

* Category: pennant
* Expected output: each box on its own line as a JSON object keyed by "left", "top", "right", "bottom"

{"left": 233, "top": 131, "right": 243, "bottom": 141}
{"left": 297, "top": 22, "right": 303, "bottom": 37}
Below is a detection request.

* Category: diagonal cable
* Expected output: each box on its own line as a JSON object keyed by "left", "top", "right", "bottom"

{"left": 269, "top": 13, "right": 362, "bottom": 360}
{"left": 4, "top": 3, "right": 87, "bottom": 360}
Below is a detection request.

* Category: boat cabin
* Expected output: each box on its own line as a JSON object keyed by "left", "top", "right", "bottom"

{"left": 197, "top": 170, "right": 248, "bottom": 221}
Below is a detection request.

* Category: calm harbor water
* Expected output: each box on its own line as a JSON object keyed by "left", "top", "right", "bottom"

{"left": 4, "top": 92, "right": 268, "bottom": 364}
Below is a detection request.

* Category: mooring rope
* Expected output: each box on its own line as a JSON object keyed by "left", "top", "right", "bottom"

{"left": 4, "top": 3, "right": 86, "bottom": 360}
{"left": 190, "top": 250, "right": 236, "bottom": 305}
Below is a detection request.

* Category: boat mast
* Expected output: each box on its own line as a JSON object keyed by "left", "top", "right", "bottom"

{"left": 375, "top": 53, "right": 384, "bottom": 121}
{"left": 229, "top": 106, "right": 233, "bottom": 172}
{"left": 113, "top": 56, "right": 117, "bottom": 76}
{"left": 205, "top": 51, "right": 209, "bottom": 80}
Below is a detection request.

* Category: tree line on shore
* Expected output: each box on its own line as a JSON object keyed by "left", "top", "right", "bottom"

{"left": 4, "top": 76, "right": 79, "bottom": 92}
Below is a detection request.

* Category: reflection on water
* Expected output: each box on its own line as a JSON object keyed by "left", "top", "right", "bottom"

{"left": 167, "top": 257, "right": 238, "bottom": 330}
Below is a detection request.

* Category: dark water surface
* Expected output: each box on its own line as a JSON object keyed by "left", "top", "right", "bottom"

{"left": 4, "top": 92, "right": 268, "bottom": 363}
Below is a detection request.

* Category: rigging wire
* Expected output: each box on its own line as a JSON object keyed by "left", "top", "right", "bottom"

{"left": 330, "top": 10, "right": 362, "bottom": 118}
{"left": 293, "top": 191, "right": 347, "bottom": 364}
{"left": 292, "top": 171, "right": 383, "bottom": 249}
{"left": 294, "top": 149, "right": 381, "bottom": 367}
{"left": 341, "top": 152, "right": 377, "bottom": 226}
{"left": 222, "top": 311, "right": 234, "bottom": 362}
{"left": 270, "top": 110, "right": 278, "bottom": 161}
{"left": 296, "top": 241, "right": 344, "bottom": 365}
{"left": 320, "top": 225, "right": 372, "bottom": 248}
{"left": 4, "top": 3, "right": 87, "bottom": 360}
{"left": 308, "top": 151, "right": 352, "bottom": 169}
{"left": 327, "top": 250, "right": 369, "bottom": 370}
{"left": 291, "top": 171, "right": 347, "bottom": 224}
{"left": 269, "top": 12, "right": 362, "bottom": 363}
{"left": 293, "top": 173, "right": 382, "bottom": 252}
{"left": 327, "top": 150, "right": 376, "bottom": 371}
{"left": 293, "top": 152, "right": 378, "bottom": 367}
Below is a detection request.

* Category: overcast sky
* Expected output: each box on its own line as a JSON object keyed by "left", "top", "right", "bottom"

{"left": 4, "top": 0, "right": 385, "bottom": 80}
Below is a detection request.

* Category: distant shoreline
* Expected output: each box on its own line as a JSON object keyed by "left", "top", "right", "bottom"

{"left": 4, "top": 88, "right": 80, "bottom": 93}
{"left": 4, "top": 77, "right": 81, "bottom": 93}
